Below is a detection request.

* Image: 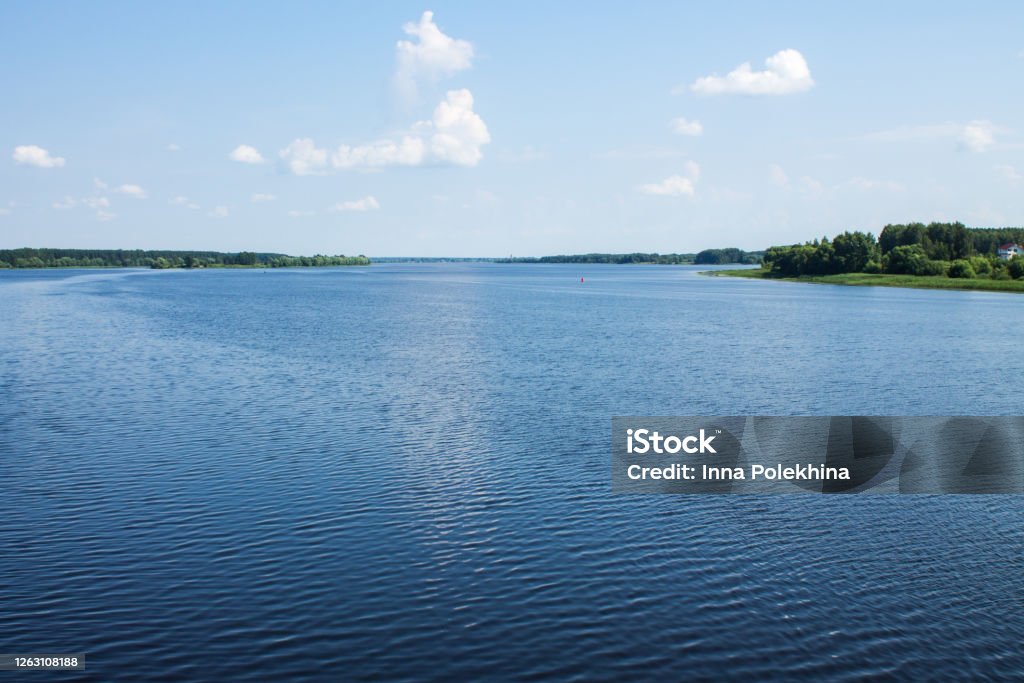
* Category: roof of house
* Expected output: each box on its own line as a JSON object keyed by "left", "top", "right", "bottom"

{"left": 998, "top": 243, "right": 1021, "bottom": 250}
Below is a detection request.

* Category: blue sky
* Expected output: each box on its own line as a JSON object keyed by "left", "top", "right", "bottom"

{"left": 2, "top": 1, "right": 1023, "bottom": 256}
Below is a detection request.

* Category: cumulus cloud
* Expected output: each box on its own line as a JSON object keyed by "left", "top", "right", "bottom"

{"left": 251, "top": 193, "right": 277, "bottom": 202}
{"left": 170, "top": 195, "right": 189, "bottom": 205}
{"left": 116, "top": 184, "right": 147, "bottom": 198}
{"left": 280, "top": 138, "right": 329, "bottom": 176}
{"left": 283, "top": 89, "right": 490, "bottom": 174}
{"left": 690, "top": 49, "right": 814, "bottom": 95}
{"left": 332, "top": 136, "right": 426, "bottom": 168}
{"left": 53, "top": 196, "right": 78, "bottom": 210}
{"left": 429, "top": 89, "right": 491, "bottom": 165}
{"left": 329, "top": 196, "right": 380, "bottom": 212}
{"left": 96, "top": 210, "right": 116, "bottom": 222}
{"left": 395, "top": 11, "right": 473, "bottom": 99}
{"left": 638, "top": 162, "right": 701, "bottom": 196}
{"left": 208, "top": 206, "right": 229, "bottom": 218}
{"left": 670, "top": 117, "right": 703, "bottom": 136}
{"left": 230, "top": 144, "right": 266, "bottom": 164}
{"left": 13, "top": 145, "right": 66, "bottom": 168}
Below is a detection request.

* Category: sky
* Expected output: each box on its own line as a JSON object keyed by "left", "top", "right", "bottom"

{"left": 2, "top": 1, "right": 1023, "bottom": 256}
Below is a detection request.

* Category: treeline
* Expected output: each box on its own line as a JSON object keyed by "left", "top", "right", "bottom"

{"left": 498, "top": 249, "right": 762, "bottom": 265}
{"left": 763, "top": 222, "right": 1024, "bottom": 280}
{"left": 0, "top": 249, "right": 370, "bottom": 269}
{"left": 693, "top": 248, "right": 763, "bottom": 265}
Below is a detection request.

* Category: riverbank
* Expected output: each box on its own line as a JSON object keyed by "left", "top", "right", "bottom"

{"left": 706, "top": 268, "right": 1024, "bottom": 293}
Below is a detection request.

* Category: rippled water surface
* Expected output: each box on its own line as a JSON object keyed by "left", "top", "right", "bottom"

{"left": 2, "top": 264, "right": 1023, "bottom": 681}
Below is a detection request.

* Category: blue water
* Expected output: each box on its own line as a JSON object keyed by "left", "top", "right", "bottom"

{"left": 1, "top": 264, "right": 1022, "bottom": 681}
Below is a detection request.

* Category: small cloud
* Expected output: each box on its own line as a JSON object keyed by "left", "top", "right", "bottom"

{"left": 690, "top": 49, "right": 814, "bottom": 96}
{"left": 13, "top": 145, "right": 66, "bottom": 168}
{"left": 638, "top": 162, "right": 700, "bottom": 197}
{"left": 0, "top": 207, "right": 9, "bottom": 216}
{"left": 94, "top": 177, "right": 108, "bottom": 190}
{"left": 251, "top": 193, "right": 277, "bottom": 202}
{"left": 288, "top": 209, "right": 315, "bottom": 217}
{"left": 961, "top": 120, "right": 995, "bottom": 152}
{"left": 329, "top": 196, "right": 380, "bottom": 212}
{"left": 166, "top": 143, "right": 181, "bottom": 152}
{"left": 280, "top": 138, "right": 328, "bottom": 175}
{"left": 170, "top": 195, "right": 190, "bottom": 206}
{"left": 863, "top": 120, "right": 1001, "bottom": 152}
{"left": 208, "top": 206, "right": 229, "bottom": 218}
{"left": 53, "top": 196, "right": 78, "bottom": 210}
{"left": 96, "top": 210, "right": 116, "bottom": 221}
{"left": 769, "top": 164, "right": 789, "bottom": 187}
{"left": 670, "top": 117, "right": 703, "bottom": 136}
{"left": 83, "top": 196, "right": 111, "bottom": 209}
{"left": 230, "top": 144, "right": 266, "bottom": 164}
{"left": 394, "top": 11, "right": 473, "bottom": 100}
{"left": 116, "top": 184, "right": 147, "bottom": 199}
{"left": 187, "top": 203, "right": 200, "bottom": 210}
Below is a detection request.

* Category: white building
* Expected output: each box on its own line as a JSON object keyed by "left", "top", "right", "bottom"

{"left": 997, "top": 243, "right": 1023, "bottom": 260}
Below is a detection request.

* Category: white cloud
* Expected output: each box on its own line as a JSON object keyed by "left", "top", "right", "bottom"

{"left": 116, "top": 184, "right": 147, "bottom": 199}
{"left": 429, "top": 89, "right": 490, "bottom": 165}
{"left": 208, "top": 206, "right": 229, "bottom": 218}
{"left": 251, "top": 193, "right": 277, "bottom": 202}
{"left": 638, "top": 162, "right": 700, "bottom": 196}
{"left": 167, "top": 143, "right": 181, "bottom": 152}
{"left": 53, "top": 196, "right": 78, "bottom": 210}
{"left": 332, "top": 136, "right": 426, "bottom": 168}
{"left": 863, "top": 120, "right": 1000, "bottom": 152}
{"left": 995, "top": 164, "right": 1022, "bottom": 182}
{"left": 0, "top": 207, "right": 9, "bottom": 216}
{"left": 170, "top": 195, "right": 189, "bottom": 205}
{"left": 13, "top": 145, "right": 66, "bottom": 168}
{"left": 329, "top": 196, "right": 380, "bottom": 212}
{"left": 961, "top": 120, "right": 995, "bottom": 152}
{"left": 83, "top": 196, "right": 110, "bottom": 209}
{"left": 395, "top": 11, "right": 473, "bottom": 99}
{"left": 670, "top": 117, "right": 703, "bottom": 136}
{"left": 187, "top": 203, "right": 200, "bottom": 210}
{"left": 284, "top": 89, "right": 490, "bottom": 174}
{"left": 769, "top": 164, "right": 789, "bottom": 187}
{"left": 280, "top": 138, "right": 329, "bottom": 175}
{"left": 96, "top": 210, "right": 115, "bottom": 221}
{"left": 690, "top": 49, "right": 814, "bottom": 96}
{"left": 230, "top": 144, "right": 266, "bottom": 164}
{"left": 288, "top": 209, "right": 315, "bottom": 217}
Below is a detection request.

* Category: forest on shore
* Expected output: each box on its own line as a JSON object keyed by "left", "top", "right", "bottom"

{"left": 0, "top": 249, "right": 370, "bottom": 269}
{"left": 760, "top": 223, "right": 1024, "bottom": 281}
{"left": 497, "top": 248, "right": 762, "bottom": 265}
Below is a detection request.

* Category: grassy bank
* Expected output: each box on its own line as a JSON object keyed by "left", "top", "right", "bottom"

{"left": 706, "top": 268, "right": 1024, "bottom": 293}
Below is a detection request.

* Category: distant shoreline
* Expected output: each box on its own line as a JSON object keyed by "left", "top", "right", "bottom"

{"left": 707, "top": 267, "right": 1024, "bottom": 293}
